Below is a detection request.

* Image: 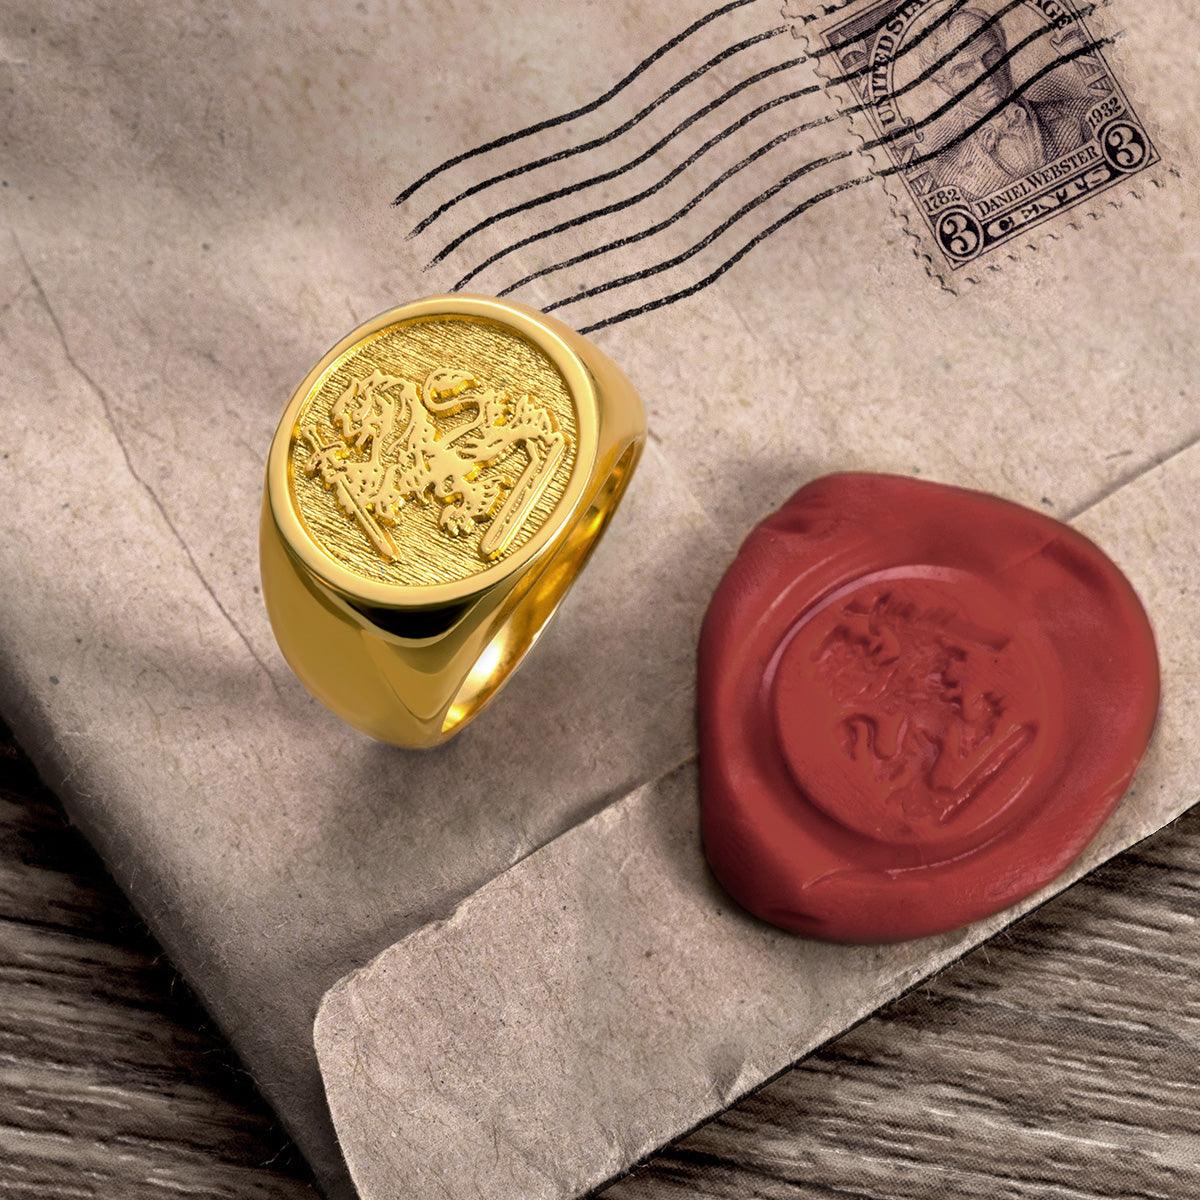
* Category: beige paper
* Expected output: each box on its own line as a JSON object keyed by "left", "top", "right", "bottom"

{"left": 316, "top": 444, "right": 1198, "bottom": 1199}
{"left": 0, "top": 1, "right": 1195, "bottom": 1197}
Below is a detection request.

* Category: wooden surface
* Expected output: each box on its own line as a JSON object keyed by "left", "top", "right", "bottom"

{"left": 1, "top": 720, "right": 1196, "bottom": 1200}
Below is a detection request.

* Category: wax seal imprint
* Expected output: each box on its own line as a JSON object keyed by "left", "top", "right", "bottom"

{"left": 262, "top": 295, "right": 645, "bottom": 748}
{"left": 699, "top": 473, "right": 1160, "bottom": 943}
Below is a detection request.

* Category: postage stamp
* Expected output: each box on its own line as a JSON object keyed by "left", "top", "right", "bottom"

{"left": 789, "top": 0, "right": 1159, "bottom": 271}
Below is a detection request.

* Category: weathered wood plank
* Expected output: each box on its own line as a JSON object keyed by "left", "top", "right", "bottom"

{"left": 0, "top": 729, "right": 315, "bottom": 1199}
{"left": 1, "top": 718, "right": 1196, "bottom": 1199}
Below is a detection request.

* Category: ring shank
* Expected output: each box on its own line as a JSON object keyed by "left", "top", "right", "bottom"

{"left": 443, "top": 438, "right": 640, "bottom": 736}
{"left": 260, "top": 437, "right": 641, "bottom": 748}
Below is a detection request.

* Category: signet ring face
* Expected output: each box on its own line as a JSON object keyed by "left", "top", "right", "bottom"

{"left": 261, "top": 295, "right": 646, "bottom": 748}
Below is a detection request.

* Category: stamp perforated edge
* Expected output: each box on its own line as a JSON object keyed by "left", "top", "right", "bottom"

{"left": 781, "top": 0, "right": 1179, "bottom": 291}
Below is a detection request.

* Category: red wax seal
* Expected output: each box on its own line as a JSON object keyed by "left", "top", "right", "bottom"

{"left": 699, "top": 473, "right": 1159, "bottom": 943}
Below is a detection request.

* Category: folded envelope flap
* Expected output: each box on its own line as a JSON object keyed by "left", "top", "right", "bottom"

{"left": 314, "top": 441, "right": 1198, "bottom": 1200}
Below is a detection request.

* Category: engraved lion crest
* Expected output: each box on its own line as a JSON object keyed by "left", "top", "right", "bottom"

{"left": 301, "top": 367, "right": 568, "bottom": 563}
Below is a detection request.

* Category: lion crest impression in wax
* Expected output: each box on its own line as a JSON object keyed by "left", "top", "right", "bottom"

{"left": 772, "top": 573, "right": 1053, "bottom": 851}
{"left": 699, "top": 473, "right": 1159, "bottom": 943}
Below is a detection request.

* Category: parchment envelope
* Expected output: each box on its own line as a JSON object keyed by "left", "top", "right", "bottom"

{"left": 0, "top": 1, "right": 1196, "bottom": 1197}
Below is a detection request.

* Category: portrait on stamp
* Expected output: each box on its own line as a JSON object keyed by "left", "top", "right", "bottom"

{"left": 815, "top": 0, "right": 1159, "bottom": 268}
{"left": 904, "top": 3, "right": 1093, "bottom": 201}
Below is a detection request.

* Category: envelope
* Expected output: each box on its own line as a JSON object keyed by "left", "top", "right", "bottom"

{"left": 0, "top": 1, "right": 1195, "bottom": 1198}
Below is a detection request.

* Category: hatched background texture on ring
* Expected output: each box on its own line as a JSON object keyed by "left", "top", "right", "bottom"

{"left": 0, "top": 1, "right": 1196, "bottom": 1198}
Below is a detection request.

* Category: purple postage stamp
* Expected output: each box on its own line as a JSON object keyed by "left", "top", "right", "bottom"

{"left": 795, "top": 0, "right": 1159, "bottom": 270}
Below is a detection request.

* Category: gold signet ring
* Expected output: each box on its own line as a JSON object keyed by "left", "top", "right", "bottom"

{"left": 260, "top": 295, "right": 646, "bottom": 748}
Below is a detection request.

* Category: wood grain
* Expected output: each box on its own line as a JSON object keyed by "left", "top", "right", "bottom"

{"left": 1, "top": 718, "right": 1196, "bottom": 1198}
{"left": 0, "top": 726, "right": 315, "bottom": 1199}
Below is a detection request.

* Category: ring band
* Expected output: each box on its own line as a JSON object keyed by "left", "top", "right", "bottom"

{"left": 260, "top": 294, "right": 645, "bottom": 748}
